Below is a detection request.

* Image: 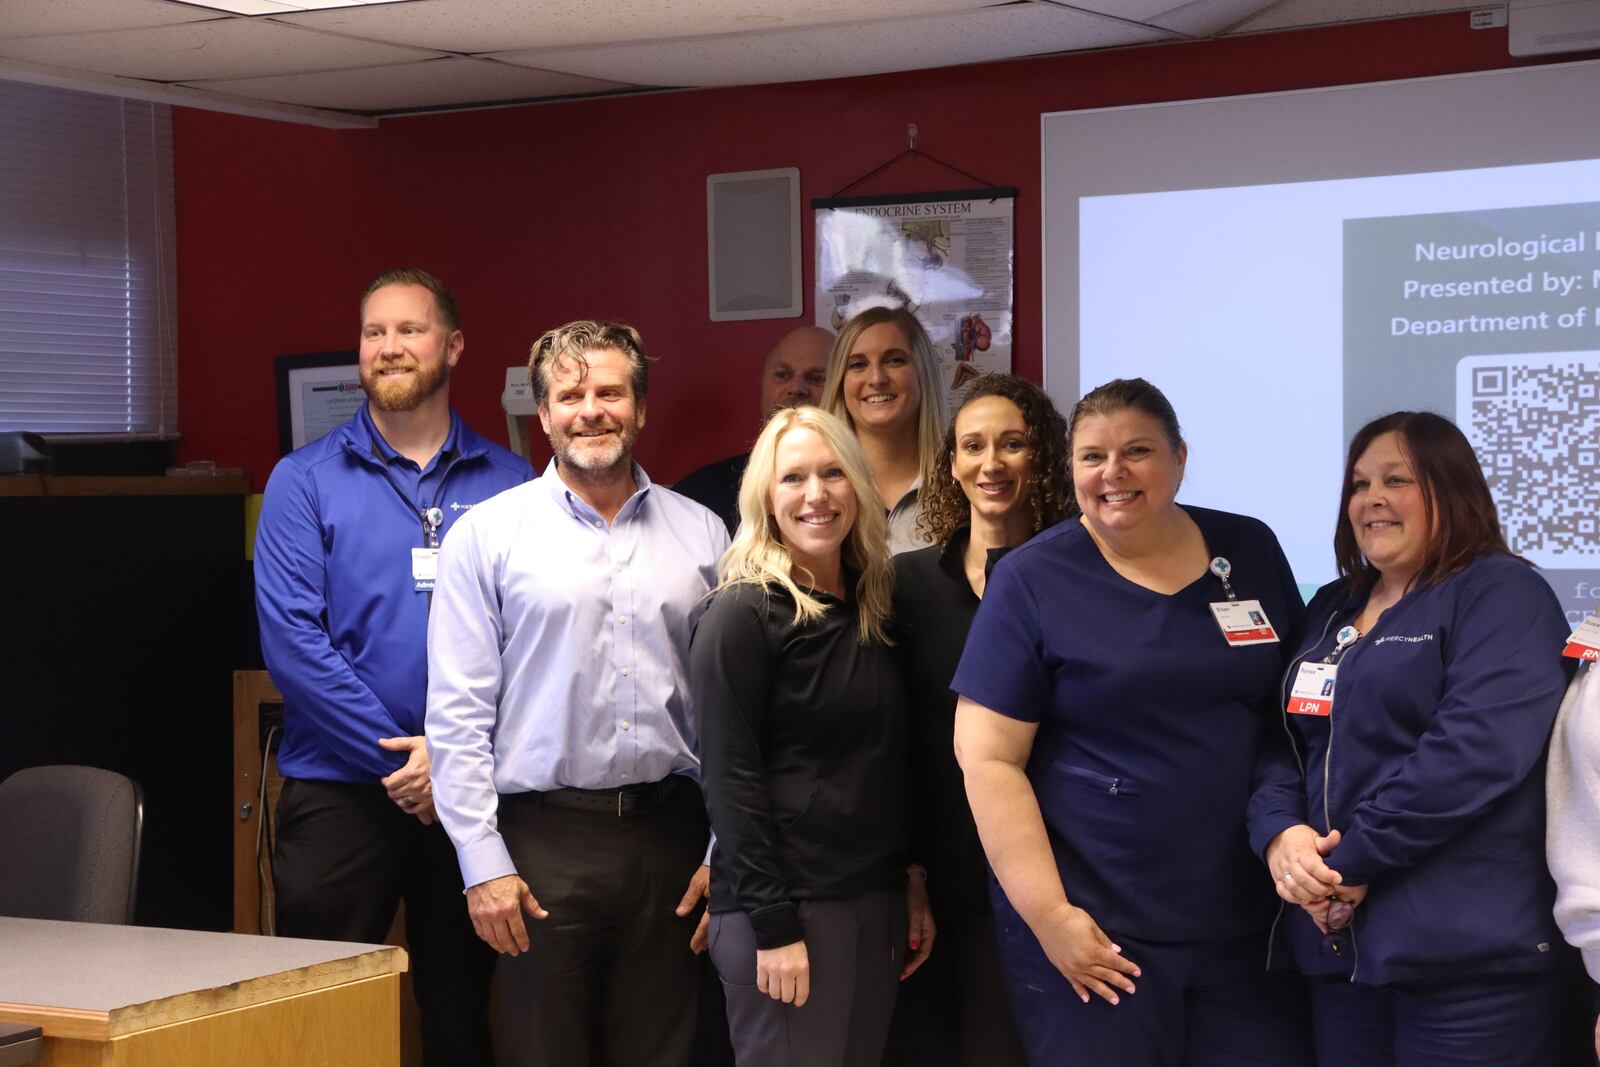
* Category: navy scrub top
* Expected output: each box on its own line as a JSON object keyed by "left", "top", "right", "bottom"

{"left": 951, "top": 506, "right": 1305, "bottom": 942}
{"left": 1262, "top": 555, "right": 1571, "bottom": 984}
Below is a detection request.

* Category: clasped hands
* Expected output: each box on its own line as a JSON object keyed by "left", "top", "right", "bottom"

{"left": 1265, "top": 824, "right": 1368, "bottom": 933}
{"left": 1031, "top": 826, "right": 1370, "bottom": 1009}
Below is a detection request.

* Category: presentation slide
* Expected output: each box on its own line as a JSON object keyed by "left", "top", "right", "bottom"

{"left": 1078, "top": 162, "right": 1600, "bottom": 622}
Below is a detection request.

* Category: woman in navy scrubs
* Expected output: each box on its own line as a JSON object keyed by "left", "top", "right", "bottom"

{"left": 1254, "top": 411, "right": 1573, "bottom": 1066}
{"left": 950, "top": 378, "right": 1312, "bottom": 1066}
{"left": 885, "top": 374, "right": 1073, "bottom": 1067}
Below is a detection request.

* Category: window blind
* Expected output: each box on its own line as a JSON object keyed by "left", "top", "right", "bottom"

{"left": 0, "top": 79, "right": 178, "bottom": 437}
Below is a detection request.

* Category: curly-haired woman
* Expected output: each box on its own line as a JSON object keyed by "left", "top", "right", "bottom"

{"left": 884, "top": 374, "right": 1073, "bottom": 1066}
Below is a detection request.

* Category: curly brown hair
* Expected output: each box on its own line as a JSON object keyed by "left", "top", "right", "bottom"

{"left": 918, "top": 374, "right": 1075, "bottom": 548}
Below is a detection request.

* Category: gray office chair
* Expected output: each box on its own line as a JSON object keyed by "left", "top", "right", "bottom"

{"left": 0, "top": 765, "right": 143, "bottom": 924}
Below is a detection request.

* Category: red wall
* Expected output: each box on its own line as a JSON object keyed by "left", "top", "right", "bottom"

{"left": 174, "top": 13, "right": 1535, "bottom": 489}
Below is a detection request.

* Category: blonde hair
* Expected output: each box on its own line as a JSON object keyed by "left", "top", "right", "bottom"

{"left": 719, "top": 407, "right": 893, "bottom": 644}
{"left": 819, "top": 306, "right": 949, "bottom": 495}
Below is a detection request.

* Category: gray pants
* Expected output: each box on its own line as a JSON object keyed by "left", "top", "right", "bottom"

{"left": 709, "top": 888, "right": 907, "bottom": 1067}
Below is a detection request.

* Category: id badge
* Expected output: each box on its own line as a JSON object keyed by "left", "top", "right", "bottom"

{"left": 1287, "top": 662, "right": 1337, "bottom": 716}
{"left": 1565, "top": 615, "right": 1600, "bottom": 662}
{"left": 412, "top": 547, "right": 439, "bottom": 592}
{"left": 1209, "top": 599, "right": 1279, "bottom": 646}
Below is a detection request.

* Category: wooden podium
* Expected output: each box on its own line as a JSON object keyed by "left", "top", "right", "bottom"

{"left": 0, "top": 917, "right": 405, "bottom": 1067}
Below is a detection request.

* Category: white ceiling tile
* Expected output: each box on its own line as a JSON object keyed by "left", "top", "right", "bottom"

{"left": 0, "top": 16, "right": 440, "bottom": 80}
{"left": 1056, "top": 0, "right": 1230, "bottom": 20}
{"left": 494, "top": 4, "right": 1175, "bottom": 88}
{"left": 1140, "top": 0, "right": 1282, "bottom": 35}
{"left": 0, "top": 0, "right": 1478, "bottom": 123}
{"left": 181, "top": 55, "right": 634, "bottom": 110}
{"left": 1227, "top": 0, "right": 1480, "bottom": 33}
{"left": 275, "top": 0, "right": 997, "bottom": 53}
{"left": 0, "top": 0, "right": 219, "bottom": 40}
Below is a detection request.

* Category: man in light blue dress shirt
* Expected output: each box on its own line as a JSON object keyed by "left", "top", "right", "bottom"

{"left": 426, "top": 321, "right": 729, "bottom": 1067}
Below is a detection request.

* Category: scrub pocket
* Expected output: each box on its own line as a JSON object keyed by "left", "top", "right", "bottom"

{"left": 1044, "top": 763, "right": 1141, "bottom": 867}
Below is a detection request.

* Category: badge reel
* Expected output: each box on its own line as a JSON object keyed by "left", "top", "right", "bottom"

{"left": 413, "top": 506, "right": 445, "bottom": 592}
{"left": 1206, "top": 557, "right": 1279, "bottom": 647}
{"left": 1288, "top": 626, "right": 1359, "bottom": 717}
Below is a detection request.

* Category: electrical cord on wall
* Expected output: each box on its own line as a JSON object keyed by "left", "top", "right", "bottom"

{"left": 255, "top": 723, "right": 279, "bottom": 936}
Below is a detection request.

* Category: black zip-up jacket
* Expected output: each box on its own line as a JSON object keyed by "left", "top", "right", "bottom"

{"left": 692, "top": 580, "right": 908, "bottom": 949}
{"left": 890, "top": 527, "right": 1011, "bottom": 918}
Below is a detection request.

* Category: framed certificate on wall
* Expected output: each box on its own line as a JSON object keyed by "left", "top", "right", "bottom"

{"left": 275, "top": 351, "right": 360, "bottom": 454}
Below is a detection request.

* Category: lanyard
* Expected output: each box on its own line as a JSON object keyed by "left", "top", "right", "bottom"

{"left": 377, "top": 452, "right": 460, "bottom": 547}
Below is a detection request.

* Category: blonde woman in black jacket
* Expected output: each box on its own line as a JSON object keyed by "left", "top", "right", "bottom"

{"left": 692, "top": 405, "right": 932, "bottom": 1067}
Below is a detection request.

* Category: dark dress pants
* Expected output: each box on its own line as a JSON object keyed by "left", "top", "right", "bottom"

{"left": 493, "top": 779, "right": 708, "bottom": 1067}
{"left": 273, "top": 777, "right": 495, "bottom": 1067}
{"left": 694, "top": 952, "right": 737, "bottom": 1067}
{"left": 882, "top": 910, "right": 1027, "bottom": 1067}
{"left": 710, "top": 889, "right": 907, "bottom": 1067}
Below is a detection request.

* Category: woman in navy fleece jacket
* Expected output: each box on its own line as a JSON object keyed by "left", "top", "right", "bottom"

{"left": 1249, "top": 411, "right": 1574, "bottom": 1067}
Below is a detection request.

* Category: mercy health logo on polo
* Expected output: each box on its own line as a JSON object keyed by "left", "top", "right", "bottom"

{"left": 1565, "top": 616, "right": 1600, "bottom": 661}
{"left": 448, "top": 501, "right": 474, "bottom": 511}
{"left": 1371, "top": 634, "right": 1436, "bottom": 647}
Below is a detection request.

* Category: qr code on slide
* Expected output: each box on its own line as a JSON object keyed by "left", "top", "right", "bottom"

{"left": 1456, "top": 353, "right": 1600, "bottom": 569}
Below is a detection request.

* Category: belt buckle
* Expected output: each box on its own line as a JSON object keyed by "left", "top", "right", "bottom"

{"left": 617, "top": 790, "right": 624, "bottom": 817}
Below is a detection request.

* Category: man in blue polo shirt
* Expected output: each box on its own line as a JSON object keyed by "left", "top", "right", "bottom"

{"left": 255, "top": 268, "right": 532, "bottom": 1067}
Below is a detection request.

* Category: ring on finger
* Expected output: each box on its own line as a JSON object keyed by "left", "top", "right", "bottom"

{"left": 1281, "top": 871, "right": 1294, "bottom": 885}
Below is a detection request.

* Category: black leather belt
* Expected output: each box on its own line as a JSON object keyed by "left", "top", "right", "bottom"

{"left": 516, "top": 775, "right": 681, "bottom": 817}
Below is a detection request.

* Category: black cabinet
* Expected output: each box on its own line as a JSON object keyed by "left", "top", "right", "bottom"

{"left": 1, "top": 477, "right": 255, "bottom": 931}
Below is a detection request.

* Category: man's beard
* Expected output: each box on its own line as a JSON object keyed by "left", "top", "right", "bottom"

{"left": 552, "top": 422, "right": 635, "bottom": 475}
{"left": 363, "top": 359, "right": 449, "bottom": 412}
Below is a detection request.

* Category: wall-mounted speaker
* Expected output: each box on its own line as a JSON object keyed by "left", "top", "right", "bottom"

{"left": 706, "top": 167, "right": 802, "bottom": 321}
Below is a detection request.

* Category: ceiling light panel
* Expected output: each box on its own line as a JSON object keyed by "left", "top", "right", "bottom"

{"left": 494, "top": 3, "right": 1176, "bottom": 88}
{"left": 0, "top": 0, "right": 217, "bottom": 40}
{"left": 0, "top": 17, "right": 441, "bottom": 80}
{"left": 181, "top": 55, "right": 636, "bottom": 111}
{"left": 274, "top": 0, "right": 995, "bottom": 54}
{"left": 177, "top": 1, "right": 335, "bottom": 13}
{"left": 172, "top": 0, "right": 408, "bottom": 13}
